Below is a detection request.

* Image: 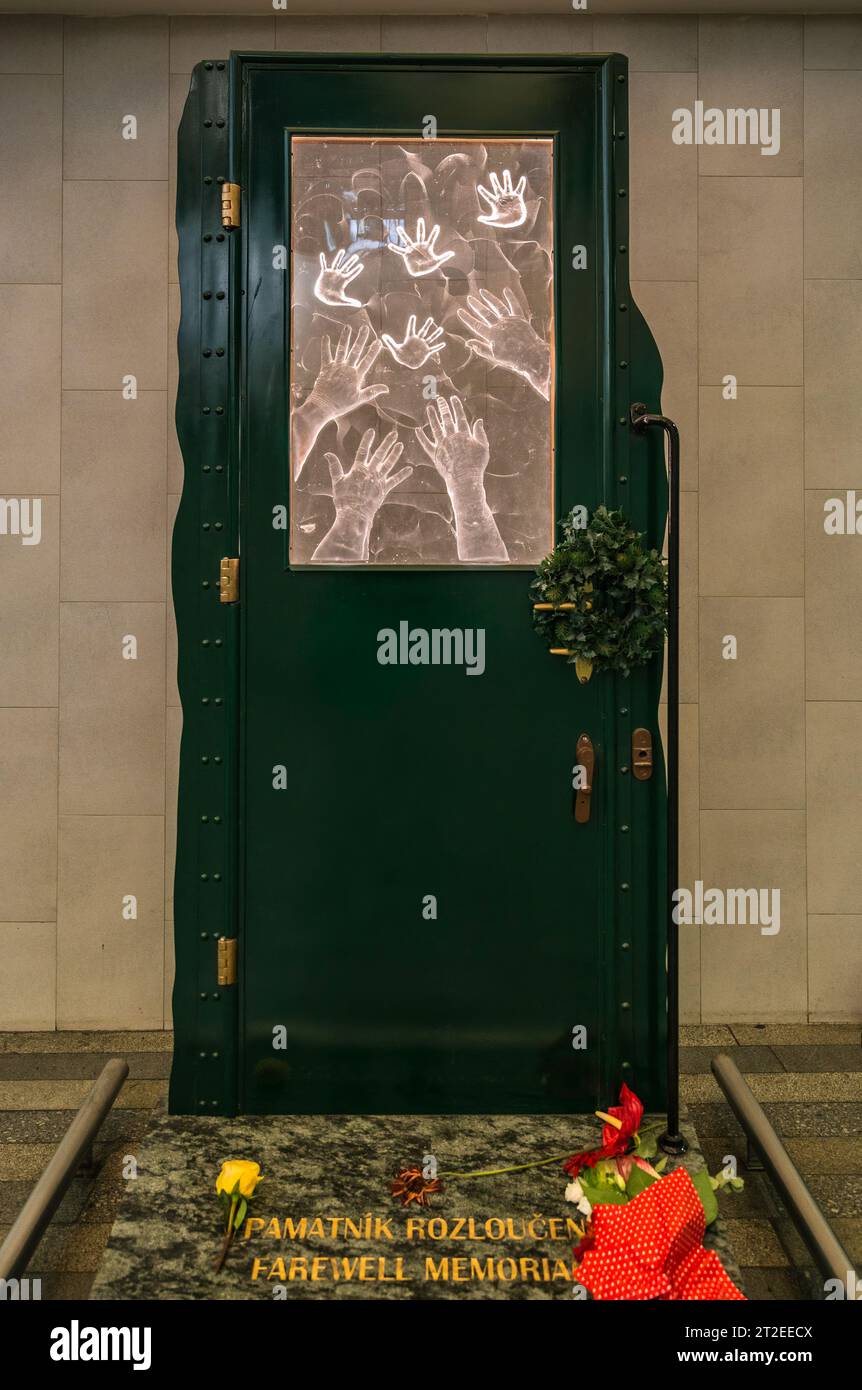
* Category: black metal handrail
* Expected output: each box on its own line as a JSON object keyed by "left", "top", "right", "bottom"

{"left": 712, "top": 1052, "right": 858, "bottom": 1294}
{"left": 0, "top": 1058, "right": 129, "bottom": 1281}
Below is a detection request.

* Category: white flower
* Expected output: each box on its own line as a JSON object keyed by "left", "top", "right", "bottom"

{"left": 564, "top": 1180, "right": 592, "bottom": 1216}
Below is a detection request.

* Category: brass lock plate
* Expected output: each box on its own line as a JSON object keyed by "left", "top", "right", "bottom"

{"left": 632, "top": 727, "right": 653, "bottom": 781}
{"left": 574, "top": 734, "right": 595, "bottom": 823}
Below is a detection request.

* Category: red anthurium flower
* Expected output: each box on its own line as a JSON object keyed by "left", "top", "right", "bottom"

{"left": 564, "top": 1081, "right": 644, "bottom": 1177}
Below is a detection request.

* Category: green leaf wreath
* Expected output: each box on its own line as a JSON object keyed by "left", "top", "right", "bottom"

{"left": 531, "top": 505, "right": 667, "bottom": 681}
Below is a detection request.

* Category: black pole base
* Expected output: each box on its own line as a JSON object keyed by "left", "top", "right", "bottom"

{"left": 658, "top": 1129, "right": 689, "bottom": 1157}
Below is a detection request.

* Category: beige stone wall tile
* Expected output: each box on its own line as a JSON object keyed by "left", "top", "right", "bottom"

{"left": 62, "top": 181, "right": 168, "bottom": 392}
{"left": 699, "top": 387, "right": 803, "bottom": 598}
{"left": 697, "top": 18, "right": 802, "bottom": 177}
{"left": 487, "top": 15, "right": 592, "bottom": 53}
{"left": 808, "top": 916, "right": 862, "bottom": 1022}
{"left": 629, "top": 73, "right": 698, "bottom": 283}
{"left": 380, "top": 17, "right": 485, "bottom": 53}
{"left": 804, "top": 280, "right": 862, "bottom": 488}
{"left": 0, "top": 710, "right": 58, "bottom": 922}
{"left": 679, "top": 703, "right": 701, "bottom": 1023}
{"left": 277, "top": 16, "right": 382, "bottom": 52}
{"left": 64, "top": 19, "right": 169, "bottom": 181}
{"left": 0, "top": 286, "right": 61, "bottom": 494}
{"left": 57, "top": 815, "right": 164, "bottom": 1029}
{"left": 699, "top": 177, "right": 802, "bottom": 385}
{"left": 805, "top": 17, "right": 862, "bottom": 69}
{"left": 0, "top": 494, "right": 59, "bottom": 707}
{"left": 593, "top": 16, "right": 697, "bottom": 71}
{"left": 699, "top": 598, "right": 804, "bottom": 809}
{"left": 0, "top": 76, "right": 61, "bottom": 283}
{"left": 805, "top": 489, "right": 862, "bottom": 701}
{"left": 0, "top": 17, "right": 63, "bottom": 74}
{"left": 60, "top": 392, "right": 166, "bottom": 603}
{"left": 700, "top": 810, "right": 807, "bottom": 1023}
{"left": 0, "top": 925, "right": 56, "bottom": 1030}
{"left": 807, "top": 703, "right": 862, "bottom": 914}
{"left": 804, "top": 72, "right": 862, "bottom": 279}
{"left": 59, "top": 602, "right": 166, "bottom": 816}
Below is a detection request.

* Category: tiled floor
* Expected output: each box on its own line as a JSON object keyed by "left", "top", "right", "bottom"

{"left": 0, "top": 1025, "right": 859, "bottom": 1300}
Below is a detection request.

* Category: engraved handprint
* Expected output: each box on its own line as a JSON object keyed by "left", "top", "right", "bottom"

{"left": 415, "top": 396, "right": 507, "bottom": 563}
{"left": 381, "top": 314, "right": 445, "bottom": 369}
{"left": 476, "top": 169, "right": 528, "bottom": 229}
{"left": 458, "top": 288, "right": 551, "bottom": 400}
{"left": 292, "top": 324, "right": 388, "bottom": 478}
{"left": 314, "top": 249, "right": 365, "bottom": 308}
{"left": 387, "top": 219, "right": 455, "bottom": 278}
{"left": 313, "top": 428, "right": 413, "bottom": 563}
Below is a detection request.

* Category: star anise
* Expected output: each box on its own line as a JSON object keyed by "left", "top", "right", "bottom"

{"left": 390, "top": 1165, "right": 444, "bottom": 1209}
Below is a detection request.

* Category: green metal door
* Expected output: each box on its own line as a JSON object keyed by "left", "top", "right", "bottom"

{"left": 170, "top": 53, "right": 668, "bottom": 1117}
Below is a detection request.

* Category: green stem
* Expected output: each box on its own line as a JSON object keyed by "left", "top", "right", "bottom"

{"left": 439, "top": 1152, "right": 576, "bottom": 1180}
{"left": 214, "top": 1196, "right": 238, "bottom": 1274}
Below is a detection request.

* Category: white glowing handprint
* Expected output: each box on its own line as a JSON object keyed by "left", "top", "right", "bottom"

{"left": 381, "top": 314, "right": 445, "bottom": 369}
{"left": 314, "top": 249, "right": 365, "bottom": 307}
{"left": 476, "top": 170, "right": 528, "bottom": 229}
{"left": 387, "top": 219, "right": 454, "bottom": 278}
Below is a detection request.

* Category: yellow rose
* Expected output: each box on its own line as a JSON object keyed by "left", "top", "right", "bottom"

{"left": 216, "top": 1160, "right": 261, "bottom": 1199}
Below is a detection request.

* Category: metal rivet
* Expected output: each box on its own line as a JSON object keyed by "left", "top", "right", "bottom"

{"left": 201, "top": 813, "right": 209, "bottom": 822}
{"left": 621, "top": 1061, "right": 632, "bottom": 1070}
{"left": 200, "top": 932, "right": 209, "bottom": 940}
{"left": 621, "top": 941, "right": 631, "bottom": 950}
{"left": 203, "top": 119, "right": 212, "bottom": 129}
{"left": 201, "top": 638, "right": 210, "bottom": 647}
{"left": 619, "top": 302, "right": 628, "bottom": 311}
{"left": 215, "top": 406, "right": 224, "bottom": 415}
{"left": 211, "top": 1099, "right": 219, "bottom": 1108}
{"left": 202, "top": 407, "right": 211, "bottom": 415}
{"left": 203, "top": 291, "right": 212, "bottom": 300}
{"left": 213, "top": 873, "right": 222, "bottom": 882}
{"left": 212, "top": 991, "right": 220, "bottom": 1001}
{"left": 200, "top": 873, "right": 208, "bottom": 882}
{"left": 621, "top": 1001, "right": 631, "bottom": 1010}
{"left": 618, "top": 189, "right": 626, "bottom": 198}
{"left": 204, "top": 176, "right": 213, "bottom": 186}
{"left": 616, "top": 131, "right": 626, "bottom": 141}
{"left": 620, "top": 882, "right": 630, "bottom": 891}
{"left": 203, "top": 348, "right": 212, "bottom": 358}
{"left": 214, "top": 639, "right": 223, "bottom": 648}
{"left": 619, "top": 475, "right": 628, "bottom": 484}
{"left": 217, "top": 119, "right": 225, "bottom": 129}
{"left": 620, "top": 765, "right": 629, "bottom": 774}
{"left": 619, "top": 360, "right": 628, "bottom": 368}
{"left": 204, "top": 61, "right": 213, "bottom": 70}
{"left": 214, "top": 698, "right": 223, "bottom": 706}
{"left": 214, "top": 815, "right": 222, "bottom": 824}
{"left": 620, "top": 824, "right": 630, "bottom": 833}
{"left": 202, "top": 580, "right": 210, "bottom": 589}
{"left": 200, "top": 992, "right": 208, "bottom": 1001}
{"left": 217, "top": 62, "right": 225, "bottom": 71}
{"left": 202, "top": 522, "right": 210, "bottom": 531}
{"left": 216, "top": 233, "right": 225, "bottom": 243}
{"left": 217, "top": 175, "right": 225, "bottom": 185}
{"left": 201, "top": 755, "right": 209, "bottom": 764}
{"left": 216, "top": 347, "right": 225, "bottom": 357}
{"left": 617, "top": 74, "right": 625, "bottom": 83}
{"left": 214, "top": 521, "right": 223, "bottom": 531}
{"left": 201, "top": 698, "right": 210, "bottom": 706}
{"left": 203, "top": 465, "right": 211, "bottom": 474}
{"left": 618, "top": 244, "right": 627, "bottom": 253}
{"left": 216, "top": 291, "right": 226, "bottom": 301}
{"left": 199, "top": 1099, "right": 207, "bottom": 1108}
{"left": 199, "top": 1050, "right": 207, "bottom": 1059}
{"left": 214, "top": 755, "right": 223, "bottom": 764}
{"left": 211, "top": 1051, "right": 220, "bottom": 1059}
{"left": 619, "top": 416, "right": 627, "bottom": 425}
{"left": 203, "top": 234, "right": 212, "bottom": 243}
{"left": 620, "top": 707, "right": 629, "bottom": 716}
{"left": 215, "top": 465, "right": 224, "bottom": 473}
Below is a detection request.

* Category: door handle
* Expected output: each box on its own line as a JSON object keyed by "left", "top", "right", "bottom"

{"left": 574, "top": 734, "right": 595, "bottom": 824}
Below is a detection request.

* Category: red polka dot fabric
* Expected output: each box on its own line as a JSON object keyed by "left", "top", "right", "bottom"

{"left": 577, "top": 1166, "right": 746, "bottom": 1301}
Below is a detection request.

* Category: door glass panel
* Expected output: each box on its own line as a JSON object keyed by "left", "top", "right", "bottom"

{"left": 289, "top": 136, "right": 555, "bottom": 567}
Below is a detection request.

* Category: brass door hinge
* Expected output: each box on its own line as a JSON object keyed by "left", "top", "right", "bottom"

{"left": 217, "top": 936, "right": 238, "bottom": 986}
{"left": 632, "top": 727, "right": 653, "bottom": 781}
{"left": 219, "top": 556, "right": 239, "bottom": 604}
{"left": 221, "top": 181, "right": 241, "bottom": 229}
